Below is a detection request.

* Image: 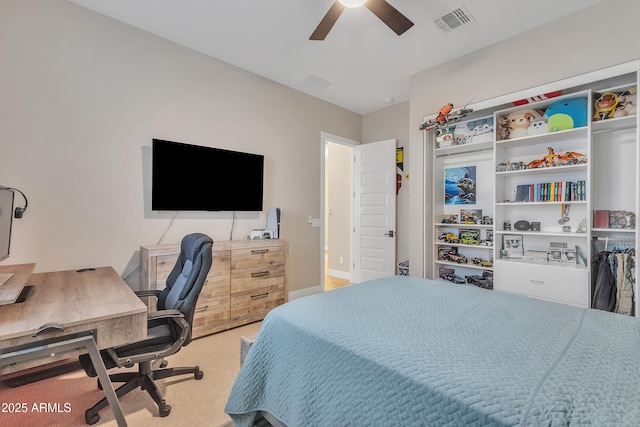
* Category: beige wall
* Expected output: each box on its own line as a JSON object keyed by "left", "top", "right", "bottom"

{"left": 326, "top": 142, "right": 352, "bottom": 276}
{"left": 408, "top": 0, "right": 640, "bottom": 277}
{"left": 0, "top": 0, "right": 361, "bottom": 292}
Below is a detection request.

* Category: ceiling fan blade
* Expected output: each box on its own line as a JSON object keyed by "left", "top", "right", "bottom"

{"left": 365, "top": 0, "right": 414, "bottom": 36}
{"left": 310, "top": 2, "right": 345, "bottom": 40}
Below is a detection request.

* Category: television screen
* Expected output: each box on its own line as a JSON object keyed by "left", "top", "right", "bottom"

{"left": 152, "top": 139, "right": 264, "bottom": 211}
{"left": 0, "top": 188, "right": 14, "bottom": 261}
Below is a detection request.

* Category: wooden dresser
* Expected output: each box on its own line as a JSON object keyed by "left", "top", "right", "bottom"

{"left": 140, "top": 239, "right": 288, "bottom": 339}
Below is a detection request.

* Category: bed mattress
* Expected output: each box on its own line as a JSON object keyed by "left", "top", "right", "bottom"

{"left": 226, "top": 275, "right": 640, "bottom": 426}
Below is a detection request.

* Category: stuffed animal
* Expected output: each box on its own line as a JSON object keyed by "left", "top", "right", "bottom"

{"left": 506, "top": 109, "right": 543, "bottom": 139}
{"left": 527, "top": 117, "right": 548, "bottom": 135}
{"left": 453, "top": 121, "right": 473, "bottom": 144}
{"left": 544, "top": 98, "right": 588, "bottom": 132}
{"left": 593, "top": 92, "right": 619, "bottom": 120}
{"left": 496, "top": 115, "right": 510, "bottom": 140}
{"left": 470, "top": 117, "right": 494, "bottom": 143}
{"left": 613, "top": 93, "right": 637, "bottom": 118}
{"left": 436, "top": 125, "right": 455, "bottom": 148}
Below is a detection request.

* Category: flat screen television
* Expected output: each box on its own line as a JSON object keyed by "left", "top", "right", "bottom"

{"left": 0, "top": 187, "right": 15, "bottom": 261}
{"left": 152, "top": 139, "right": 264, "bottom": 211}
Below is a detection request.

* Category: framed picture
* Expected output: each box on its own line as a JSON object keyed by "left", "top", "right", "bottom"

{"left": 444, "top": 166, "right": 476, "bottom": 205}
{"left": 502, "top": 234, "right": 524, "bottom": 258}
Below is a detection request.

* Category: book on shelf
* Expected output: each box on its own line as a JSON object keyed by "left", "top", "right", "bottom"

{"left": 513, "top": 180, "right": 585, "bottom": 202}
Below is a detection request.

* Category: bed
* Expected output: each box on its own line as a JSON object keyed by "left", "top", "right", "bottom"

{"left": 225, "top": 275, "right": 640, "bottom": 426}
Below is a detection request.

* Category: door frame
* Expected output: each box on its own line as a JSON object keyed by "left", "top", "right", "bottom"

{"left": 320, "top": 132, "right": 358, "bottom": 291}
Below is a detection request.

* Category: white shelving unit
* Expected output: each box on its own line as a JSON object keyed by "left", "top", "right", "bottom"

{"left": 426, "top": 60, "right": 639, "bottom": 315}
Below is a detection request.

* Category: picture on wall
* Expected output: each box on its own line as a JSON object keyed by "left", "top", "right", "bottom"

{"left": 445, "top": 166, "right": 476, "bottom": 205}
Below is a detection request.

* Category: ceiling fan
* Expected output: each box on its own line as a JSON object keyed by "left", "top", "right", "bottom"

{"left": 310, "top": 0, "right": 414, "bottom": 41}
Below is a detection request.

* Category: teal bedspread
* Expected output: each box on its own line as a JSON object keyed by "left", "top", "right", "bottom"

{"left": 225, "top": 276, "right": 640, "bottom": 426}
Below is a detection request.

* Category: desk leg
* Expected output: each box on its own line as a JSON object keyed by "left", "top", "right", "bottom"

{"left": 84, "top": 337, "right": 127, "bottom": 427}
{"left": 0, "top": 335, "right": 128, "bottom": 427}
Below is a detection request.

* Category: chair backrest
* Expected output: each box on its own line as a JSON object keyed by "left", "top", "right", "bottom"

{"left": 157, "top": 233, "right": 213, "bottom": 345}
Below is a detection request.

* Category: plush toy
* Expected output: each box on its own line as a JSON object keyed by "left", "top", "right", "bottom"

{"left": 496, "top": 115, "right": 510, "bottom": 140}
{"left": 544, "top": 97, "right": 588, "bottom": 132}
{"left": 593, "top": 92, "right": 619, "bottom": 120}
{"left": 527, "top": 117, "right": 548, "bottom": 135}
{"left": 453, "top": 121, "right": 473, "bottom": 144}
{"left": 470, "top": 117, "right": 494, "bottom": 143}
{"left": 613, "top": 93, "right": 637, "bottom": 118}
{"left": 506, "top": 109, "right": 543, "bottom": 139}
{"left": 436, "top": 125, "right": 455, "bottom": 148}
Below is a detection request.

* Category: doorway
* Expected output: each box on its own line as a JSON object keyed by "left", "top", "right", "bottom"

{"left": 322, "top": 133, "right": 357, "bottom": 291}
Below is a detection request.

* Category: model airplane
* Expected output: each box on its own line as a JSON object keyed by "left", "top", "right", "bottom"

{"left": 419, "top": 101, "right": 474, "bottom": 132}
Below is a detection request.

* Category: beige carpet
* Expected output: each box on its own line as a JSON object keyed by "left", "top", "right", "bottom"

{"left": 0, "top": 321, "right": 262, "bottom": 427}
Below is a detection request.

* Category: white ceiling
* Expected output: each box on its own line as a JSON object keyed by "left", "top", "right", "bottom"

{"left": 69, "top": 0, "right": 604, "bottom": 115}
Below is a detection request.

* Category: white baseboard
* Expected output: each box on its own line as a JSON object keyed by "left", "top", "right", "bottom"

{"left": 327, "top": 269, "right": 351, "bottom": 281}
{"left": 288, "top": 285, "right": 323, "bottom": 301}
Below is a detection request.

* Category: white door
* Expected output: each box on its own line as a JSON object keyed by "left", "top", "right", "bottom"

{"left": 353, "top": 139, "right": 397, "bottom": 283}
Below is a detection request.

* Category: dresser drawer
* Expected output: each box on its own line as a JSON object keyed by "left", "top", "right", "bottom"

{"left": 230, "top": 284, "right": 285, "bottom": 323}
{"left": 231, "top": 246, "right": 285, "bottom": 272}
{"left": 155, "top": 254, "right": 179, "bottom": 287}
{"left": 494, "top": 260, "right": 589, "bottom": 307}
{"left": 231, "top": 266, "right": 285, "bottom": 294}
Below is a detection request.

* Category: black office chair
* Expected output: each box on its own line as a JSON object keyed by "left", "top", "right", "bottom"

{"left": 79, "top": 233, "right": 213, "bottom": 425}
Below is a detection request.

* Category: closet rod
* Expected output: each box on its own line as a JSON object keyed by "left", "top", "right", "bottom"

{"left": 591, "top": 237, "right": 635, "bottom": 242}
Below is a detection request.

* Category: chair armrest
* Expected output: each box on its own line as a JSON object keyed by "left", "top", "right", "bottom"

{"left": 147, "top": 309, "right": 184, "bottom": 321}
{"left": 135, "top": 289, "right": 162, "bottom": 298}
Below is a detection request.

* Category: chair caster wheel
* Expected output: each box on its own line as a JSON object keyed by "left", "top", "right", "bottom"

{"left": 85, "top": 411, "right": 100, "bottom": 425}
{"left": 194, "top": 366, "right": 204, "bottom": 380}
{"left": 159, "top": 403, "right": 171, "bottom": 417}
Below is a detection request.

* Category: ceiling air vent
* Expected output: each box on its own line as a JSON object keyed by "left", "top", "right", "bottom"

{"left": 297, "top": 72, "right": 332, "bottom": 91}
{"left": 434, "top": 6, "right": 474, "bottom": 33}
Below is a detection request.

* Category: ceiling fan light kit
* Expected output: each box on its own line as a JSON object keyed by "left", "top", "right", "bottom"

{"left": 339, "top": 0, "right": 367, "bottom": 7}
{"left": 310, "top": 0, "right": 414, "bottom": 41}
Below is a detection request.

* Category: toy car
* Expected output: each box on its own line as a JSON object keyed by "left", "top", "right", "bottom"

{"left": 441, "top": 272, "right": 466, "bottom": 284}
{"left": 439, "top": 233, "right": 459, "bottom": 243}
{"left": 443, "top": 252, "right": 466, "bottom": 264}
{"left": 441, "top": 214, "right": 458, "bottom": 224}
{"left": 471, "top": 257, "right": 493, "bottom": 267}
{"left": 459, "top": 230, "right": 480, "bottom": 245}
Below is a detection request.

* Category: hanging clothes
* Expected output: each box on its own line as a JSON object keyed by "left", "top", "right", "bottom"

{"left": 592, "top": 251, "right": 616, "bottom": 312}
{"left": 614, "top": 252, "right": 635, "bottom": 316}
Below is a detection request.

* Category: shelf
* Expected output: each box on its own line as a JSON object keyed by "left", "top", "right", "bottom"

{"left": 434, "top": 141, "right": 493, "bottom": 157}
{"left": 496, "top": 201, "right": 587, "bottom": 206}
{"left": 592, "top": 228, "right": 636, "bottom": 233}
{"left": 495, "top": 163, "right": 587, "bottom": 177}
{"left": 495, "top": 126, "right": 588, "bottom": 148}
{"left": 494, "top": 230, "right": 588, "bottom": 238}
{"left": 428, "top": 63, "right": 638, "bottom": 315}
{"left": 434, "top": 223, "right": 493, "bottom": 228}
{"left": 434, "top": 240, "right": 494, "bottom": 249}
{"left": 434, "top": 260, "right": 493, "bottom": 271}
{"left": 592, "top": 115, "right": 637, "bottom": 133}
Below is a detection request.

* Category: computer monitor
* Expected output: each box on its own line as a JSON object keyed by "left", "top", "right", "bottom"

{"left": 0, "top": 187, "right": 15, "bottom": 262}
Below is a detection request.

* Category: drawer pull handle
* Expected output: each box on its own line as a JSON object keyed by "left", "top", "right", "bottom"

{"left": 252, "top": 271, "right": 270, "bottom": 278}
{"left": 530, "top": 280, "right": 545, "bottom": 286}
{"left": 194, "top": 305, "right": 209, "bottom": 313}
{"left": 251, "top": 293, "right": 269, "bottom": 300}
{"left": 251, "top": 249, "right": 269, "bottom": 255}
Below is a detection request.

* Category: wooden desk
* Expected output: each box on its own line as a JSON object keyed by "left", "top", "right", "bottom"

{"left": 0, "top": 263, "right": 35, "bottom": 305}
{"left": 0, "top": 266, "right": 147, "bottom": 427}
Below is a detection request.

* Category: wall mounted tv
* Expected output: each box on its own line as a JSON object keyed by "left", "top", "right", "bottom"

{"left": 152, "top": 139, "right": 264, "bottom": 212}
